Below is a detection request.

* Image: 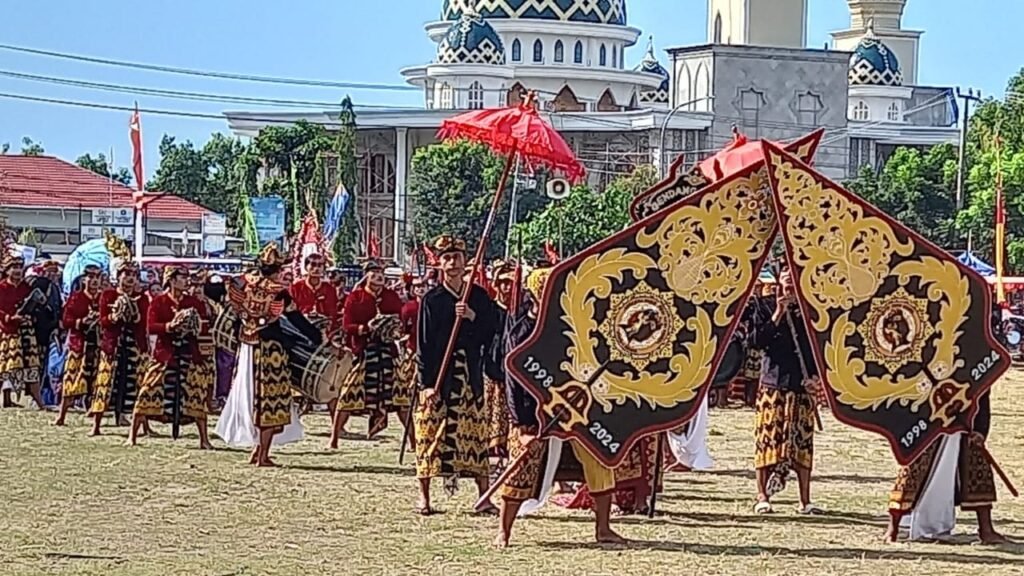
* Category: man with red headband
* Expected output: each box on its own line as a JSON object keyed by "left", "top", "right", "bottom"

{"left": 88, "top": 259, "right": 149, "bottom": 435}
{"left": 331, "top": 260, "right": 404, "bottom": 447}
{"left": 55, "top": 266, "right": 103, "bottom": 426}
{"left": 0, "top": 254, "right": 43, "bottom": 409}
{"left": 131, "top": 266, "right": 212, "bottom": 449}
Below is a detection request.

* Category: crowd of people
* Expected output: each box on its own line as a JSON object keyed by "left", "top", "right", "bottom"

{"left": 0, "top": 234, "right": 1008, "bottom": 547}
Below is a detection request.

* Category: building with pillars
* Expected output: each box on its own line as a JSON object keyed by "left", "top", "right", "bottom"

{"left": 226, "top": 0, "right": 712, "bottom": 264}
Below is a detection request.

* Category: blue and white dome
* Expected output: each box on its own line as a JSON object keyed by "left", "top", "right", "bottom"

{"left": 848, "top": 22, "right": 903, "bottom": 86}
{"left": 437, "top": 12, "right": 506, "bottom": 65}
{"left": 635, "top": 37, "right": 668, "bottom": 104}
{"left": 442, "top": 0, "right": 627, "bottom": 26}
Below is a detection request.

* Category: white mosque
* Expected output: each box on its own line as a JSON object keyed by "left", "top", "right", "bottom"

{"left": 225, "top": 0, "right": 959, "bottom": 262}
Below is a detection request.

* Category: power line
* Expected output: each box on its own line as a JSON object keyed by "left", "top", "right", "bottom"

{"left": 0, "top": 42, "right": 420, "bottom": 92}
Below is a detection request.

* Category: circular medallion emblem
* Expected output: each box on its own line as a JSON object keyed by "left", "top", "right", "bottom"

{"left": 599, "top": 284, "right": 682, "bottom": 371}
{"left": 858, "top": 288, "right": 934, "bottom": 373}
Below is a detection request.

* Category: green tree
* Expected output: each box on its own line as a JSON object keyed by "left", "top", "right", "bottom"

{"left": 408, "top": 140, "right": 550, "bottom": 260}
{"left": 251, "top": 120, "right": 333, "bottom": 235}
{"left": 20, "top": 137, "right": 44, "bottom": 156}
{"left": 333, "top": 97, "right": 359, "bottom": 263}
{"left": 147, "top": 133, "right": 247, "bottom": 221}
{"left": 513, "top": 164, "right": 658, "bottom": 258}
{"left": 1, "top": 142, "right": 9, "bottom": 154}
{"left": 76, "top": 153, "right": 132, "bottom": 186}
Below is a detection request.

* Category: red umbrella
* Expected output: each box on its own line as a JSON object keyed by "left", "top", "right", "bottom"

{"left": 426, "top": 92, "right": 584, "bottom": 396}
{"left": 698, "top": 127, "right": 806, "bottom": 183}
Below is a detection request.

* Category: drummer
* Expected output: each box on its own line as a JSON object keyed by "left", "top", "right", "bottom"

{"left": 330, "top": 260, "right": 404, "bottom": 448}
{"left": 291, "top": 253, "right": 341, "bottom": 415}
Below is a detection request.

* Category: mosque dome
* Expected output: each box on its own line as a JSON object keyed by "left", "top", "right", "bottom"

{"left": 848, "top": 20, "right": 903, "bottom": 86}
{"left": 635, "top": 37, "right": 668, "bottom": 104}
{"left": 437, "top": 12, "right": 506, "bottom": 65}
{"left": 442, "top": 0, "right": 627, "bottom": 26}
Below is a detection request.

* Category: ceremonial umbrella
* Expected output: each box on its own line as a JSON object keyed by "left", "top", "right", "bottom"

{"left": 698, "top": 127, "right": 771, "bottom": 182}
{"left": 428, "top": 92, "right": 585, "bottom": 395}
{"left": 62, "top": 239, "right": 112, "bottom": 296}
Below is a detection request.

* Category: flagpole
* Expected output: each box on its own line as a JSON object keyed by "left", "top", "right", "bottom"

{"left": 131, "top": 102, "right": 145, "bottom": 262}
{"left": 995, "top": 129, "right": 1006, "bottom": 304}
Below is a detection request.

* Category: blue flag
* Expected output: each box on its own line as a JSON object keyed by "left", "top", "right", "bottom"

{"left": 323, "top": 182, "right": 351, "bottom": 241}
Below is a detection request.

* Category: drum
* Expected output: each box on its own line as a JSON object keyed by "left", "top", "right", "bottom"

{"left": 212, "top": 308, "right": 240, "bottom": 353}
{"left": 368, "top": 314, "right": 402, "bottom": 344}
{"left": 278, "top": 315, "right": 351, "bottom": 403}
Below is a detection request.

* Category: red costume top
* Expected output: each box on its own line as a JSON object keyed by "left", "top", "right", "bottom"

{"left": 342, "top": 285, "right": 403, "bottom": 356}
{"left": 400, "top": 299, "right": 420, "bottom": 353}
{"left": 148, "top": 291, "right": 203, "bottom": 365}
{"left": 291, "top": 277, "right": 339, "bottom": 335}
{"left": 0, "top": 279, "right": 31, "bottom": 335}
{"left": 99, "top": 288, "right": 150, "bottom": 356}
{"left": 62, "top": 290, "right": 101, "bottom": 354}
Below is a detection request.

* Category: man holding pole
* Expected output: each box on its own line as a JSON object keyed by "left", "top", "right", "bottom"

{"left": 413, "top": 235, "right": 497, "bottom": 516}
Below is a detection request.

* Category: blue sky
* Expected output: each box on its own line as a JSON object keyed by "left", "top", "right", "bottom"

{"left": 0, "top": 0, "right": 1019, "bottom": 180}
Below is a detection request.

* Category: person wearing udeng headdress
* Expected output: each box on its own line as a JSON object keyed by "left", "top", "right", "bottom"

{"left": 483, "top": 260, "right": 516, "bottom": 459}
{"left": 413, "top": 235, "right": 497, "bottom": 515}
{"left": 0, "top": 254, "right": 44, "bottom": 409}
{"left": 493, "top": 266, "right": 625, "bottom": 548}
{"left": 87, "top": 259, "right": 149, "bottom": 435}
{"left": 55, "top": 266, "right": 103, "bottom": 426}
{"left": 188, "top": 268, "right": 218, "bottom": 413}
{"left": 215, "top": 244, "right": 306, "bottom": 466}
{"left": 331, "top": 259, "right": 405, "bottom": 447}
{"left": 130, "top": 266, "right": 212, "bottom": 449}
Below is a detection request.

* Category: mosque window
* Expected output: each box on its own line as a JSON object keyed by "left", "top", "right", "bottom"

{"left": 599, "top": 44, "right": 607, "bottom": 66}
{"left": 739, "top": 88, "right": 766, "bottom": 138}
{"left": 574, "top": 41, "right": 583, "bottom": 64}
{"left": 621, "top": 46, "right": 626, "bottom": 69}
{"left": 612, "top": 45, "right": 617, "bottom": 68}
{"left": 714, "top": 13, "right": 723, "bottom": 43}
{"left": 887, "top": 102, "right": 900, "bottom": 121}
{"left": 511, "top": 39, "right": 521, "bottom": 62}
{"left": 853, "top": 101, "right": 869, "bottom": 121}
{"left": 439, "top": 82, "right": 453, "bottom": 109}
{"left": 424, "top": 81, "right": 434, "bottom": 109}
{"left": 554, "top": 40, "right": 564, "bottom": 63}
{"left": 468, "top": 82, "right": 484, "bottom": 110}
{"left": 797, "top": 92, "right": 824, "bottom": 125}
{"left": 533, "top": 39, "right": 544, "bottom": 63}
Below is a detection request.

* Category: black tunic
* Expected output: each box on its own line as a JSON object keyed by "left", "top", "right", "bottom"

{"left": 484, "top": 303, "right": 509, "bottom": 383}
{"left": 505, "top": 301, "right": 540, "bottom": 428}
{"left": 417, "top": 282, "right": 496, "bottom": 397}
{"left": 751, "top": 306, "right": 817, "bottom": 394}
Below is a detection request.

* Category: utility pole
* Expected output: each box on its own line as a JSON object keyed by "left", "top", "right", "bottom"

{"left": 955, "top": 87, "right": 983, "bottom": 211}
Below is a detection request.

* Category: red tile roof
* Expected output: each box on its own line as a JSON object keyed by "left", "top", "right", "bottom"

{"left": 0, "top": 155, "right": 211, "bottom": 221}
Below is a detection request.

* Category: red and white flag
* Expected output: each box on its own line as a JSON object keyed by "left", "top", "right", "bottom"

{"left": 129, "top": 105, "right": 145, "bottom": 209}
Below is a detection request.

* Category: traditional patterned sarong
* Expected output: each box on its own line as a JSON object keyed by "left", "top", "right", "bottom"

{"left": 890, "top": 434, "right": 997, "bottom": 512}
{"left": 338, "top": 342, "right": 402, "bottom": 425}
{"left": 395, "top": 349, "right": 416, "bottom": 407}
{"left": 63, "top": 334, "right": 100, "bottom": 399}
{"left": 0, "top": 323, "right": 40, "bottom": 393}
{"left": 552, "top": 435, "right": 660, "bottom": 513}
{"left": 134, "top": 349, "right": 207, "bottom": 423}
{"left": 485, "top": 376, "right": 509, "bottom": 457}
{"left": 195, "top": 338, "right": 216, "bottom": 406}
{"left": 414, "top": 351, "right": 490, "bottom": 480}
{"left": 252, "top": 338, "right": 293, "bottom": 429}
{"left": 727, "top": 348, "right": 763, "bottom": 407}
{"left": 501, "top": 426, "right": 615, "bottom": 502}
{"left": 754, "top": 387, "right": 815, "bottom": 471}
{"left": 89, "top": 330, "right": 142, "bottom": 417}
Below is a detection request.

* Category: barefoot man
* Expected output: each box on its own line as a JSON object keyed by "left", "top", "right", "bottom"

{"left": 55, "top": 268, "right": 102, "bottom": 426}
{"left": 413, "top": 235, "right": 497, "bottom": 515}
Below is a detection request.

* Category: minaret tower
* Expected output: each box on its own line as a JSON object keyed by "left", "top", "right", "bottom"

{"left": 707, "top": 0, "right": 808, "bottom": 48}
{"left": 832, "top": 0, "right": 922, "bottom": 85}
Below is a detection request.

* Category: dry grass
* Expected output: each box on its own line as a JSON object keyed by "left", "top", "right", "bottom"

{"left": 4, "top": 375, "right": 1024, "bottom": 576}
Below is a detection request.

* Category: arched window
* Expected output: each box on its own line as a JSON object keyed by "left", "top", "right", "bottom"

{"left": 439, "top": 82, "right": 453, "bottom": 109}
{"left": 554, "top": 40, "right": 564, "bottom": 63}
{"left": 714, "top": 13, "right": 723, "bottom": 43}
{"left": 853, "top": 101, "right": 869, "bottom": 121}
{"left": 468, "top": 81, "right": 484, "bottom": 110}
{"left": 533, "top": 39, "right": 544, "bottom": 63}
{"left": 599, "top": 44, "right": 607, "bottom": 66}
{"left": 887, "top": 102, "right": 900, "bottom": 121}
{"left": 574, "top": 41, "right": 583, "bottom": 64}
{"left": 611, "top": 45, "right": 617, "bottom": 68}
{"left": 511, "top": 39, "right": 521, "bottom": 62}
{"left": 620, "top": 46, "right": 626, "bottom": 68}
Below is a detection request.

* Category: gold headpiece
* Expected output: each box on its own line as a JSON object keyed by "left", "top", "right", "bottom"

{"left": 104, "top": 230, "right": 131, "bottom": 260}
{"left": 162, "top": 266, "right": 188, "bottom": 287}
{"left": 493, "top": 260, "right": 516, "bottom": 282}
{"left": 258, "top": 243, "right": 289, "bottom": 268}
{"left": 525, "top": 267, "right": 552, "bottom": 301}
{"left": 116, "top": 259, "right": 140, "bottom": 274}
{"left": 433, "top": 234, "right": 466, "bottom": 255}
{"left": 2, "top": 253, "right": 24, "bottom": 272}
{"left": 362, "top": 259, "right": 383, "bottom": 274}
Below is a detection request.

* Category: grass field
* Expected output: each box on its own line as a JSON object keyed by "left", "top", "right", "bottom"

{"left": 3, "top": 375, "right": 1024, "bottom": 576}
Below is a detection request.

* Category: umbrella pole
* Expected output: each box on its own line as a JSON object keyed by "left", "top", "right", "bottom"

{"left": 431, "top": 148, "right": 518, "bottom": 395}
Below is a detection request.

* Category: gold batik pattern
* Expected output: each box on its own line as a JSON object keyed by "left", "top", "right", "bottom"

{"left": 253, "top": 339, "right": 293, "bottom": 429}
{"left": 500, "top": 426, "right": 616, "bottom": 502}
{"left": 0, "top": 324, "right": 40, "bottom": 392}
{"left": 414, "top": 351, "right": 489, "bottom": 480}
{"left": 63, "top": 344, "right": 100, "bottom": 399}
{"left": 754, "top": 387, "right": 816, "bottom": 470}
{"left": 133, "top": 356, "right": 208, "bottom": 421}
{"left": 485, "top": 376, "right": 509, "bottom": 454}
{"left": 394, "top": 351, "right": 416, "bottom": 408}
{"left": 890, "top": 434, "right": 997, "bottom": 512}
{"left": 89, "top": 334, "right": 143, "bottom": 416}
{"left": 613, "top": 435, "right": 660, "bottom": 492}
{"left": 337, "top": 344, "right": 401, "bottom": 413}
{"left": 195, "top": 338, "right": 216, "bottom": 405}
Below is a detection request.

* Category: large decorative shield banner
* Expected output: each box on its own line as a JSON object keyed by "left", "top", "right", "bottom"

{"left": 506, "top": 134, "right": 821, "bottom": 466}
{"left": 762, "top": 142, "right": 1011, "bottom": 465}
{"left": 629, "top": 129, "right": 824, "bottom": 222}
